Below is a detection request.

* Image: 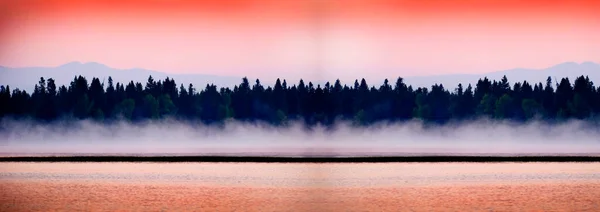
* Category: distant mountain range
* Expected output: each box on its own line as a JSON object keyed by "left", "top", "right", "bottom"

{"left": 0, "top": 62, "right": 242, "bottom": 92}
{"left": 1, "top": 61, "right": 599, "bottom": 92}
{"left": 402, "top": 61, "right": 600, "bottom": 90}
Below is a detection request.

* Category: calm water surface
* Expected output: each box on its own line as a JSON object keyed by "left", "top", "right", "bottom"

{"left": 2, "top": 162, "right": 600, "bottom": 211}
{"left": 1, "top": 162, "right": 599, "bottom": 187}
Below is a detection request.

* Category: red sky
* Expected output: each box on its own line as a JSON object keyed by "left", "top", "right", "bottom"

{"left": 1, "top": 0, "right": 599, "bottom": 80}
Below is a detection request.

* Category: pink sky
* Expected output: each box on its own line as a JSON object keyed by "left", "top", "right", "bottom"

{"left": 0, "top": 0, "right": 599, "bottom": 81}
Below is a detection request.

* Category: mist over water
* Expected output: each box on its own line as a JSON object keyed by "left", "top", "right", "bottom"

{"left": 1, "top": 118, "right": 600, "bottom": 156}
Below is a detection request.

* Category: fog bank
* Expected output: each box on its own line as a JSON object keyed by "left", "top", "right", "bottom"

{"left": 1, "top": 118, "right": 600, "bottom": 156}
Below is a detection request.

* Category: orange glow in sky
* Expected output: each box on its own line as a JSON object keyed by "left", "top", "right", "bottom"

{"left": 1, "top": 0, "right": 599, "bottom": 80}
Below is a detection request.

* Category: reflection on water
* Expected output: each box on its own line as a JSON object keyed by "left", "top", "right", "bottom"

{"left": 1, "top": 162, "right": 600, "bottom": 211}
{"left": 1, "top": 162, "right": 600, "bottom": 187}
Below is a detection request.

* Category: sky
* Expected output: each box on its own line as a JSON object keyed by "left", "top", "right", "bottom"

{"left": 1, "top": 0, "right": 599, "bottom": 81}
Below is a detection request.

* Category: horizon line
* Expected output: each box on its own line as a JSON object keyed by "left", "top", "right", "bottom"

{"left": 2, "top": 60, "right": 599, "bottom": 77}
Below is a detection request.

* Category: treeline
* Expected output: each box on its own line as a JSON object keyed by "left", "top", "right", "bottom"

{"left": 1, "top": 75, "right": 600, "bottom": 126}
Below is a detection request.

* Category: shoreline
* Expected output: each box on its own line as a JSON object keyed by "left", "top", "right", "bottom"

{"left": 2, "top": 155, "right": 600, "bottom": 163}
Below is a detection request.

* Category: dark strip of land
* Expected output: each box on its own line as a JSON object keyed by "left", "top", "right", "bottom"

{"left": 1, "top": 156, "right": 600, "bottom": 163}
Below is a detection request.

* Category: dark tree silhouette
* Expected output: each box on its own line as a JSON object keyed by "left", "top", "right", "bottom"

{"left": 2, "top": 74, "right": 600, "bottom": 126}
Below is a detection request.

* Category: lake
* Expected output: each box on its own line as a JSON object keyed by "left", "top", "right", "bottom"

{"left": 1, "top": 162, "right": 600, "bottom": 211}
